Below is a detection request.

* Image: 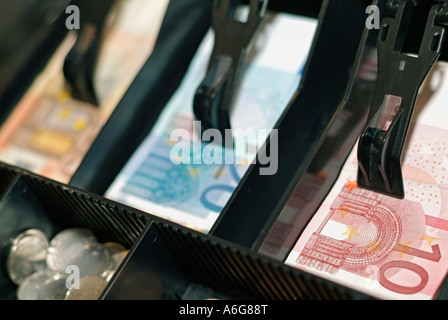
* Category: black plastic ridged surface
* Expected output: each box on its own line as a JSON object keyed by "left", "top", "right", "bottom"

{"left": 154, "top": 221, "right": 372, "bottom": 300}
{"left": 0, "top": 162, "right": 150, "bottom": 248}
{"left": 22, "top": 174, "right": 149, "bottom": 248}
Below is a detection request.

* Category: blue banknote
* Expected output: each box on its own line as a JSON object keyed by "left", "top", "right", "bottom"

{"left": 106, "top": 12, "right": 318, "bottom": 232}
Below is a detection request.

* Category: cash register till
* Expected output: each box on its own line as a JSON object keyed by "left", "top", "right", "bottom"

{"left": 1, "top": 0, "right": 448, "bottom": 300}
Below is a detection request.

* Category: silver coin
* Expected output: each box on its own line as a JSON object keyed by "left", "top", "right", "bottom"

{"left": 17, "top": 271, "right": 68, "bottom": 300}
{"left": 49, "top": 228, "right": 97, "bottom": 249}
{"left": 65, "top": 275, "right": 108, "bottom": 300}
{"left": 64, "top": 242, "right": 113, "bottom": 279}
{"left": 46, "top": 228, "right": 98, "bottom": 273}
{"left": 6, "top": 229, "right": 49, "bottom": 285}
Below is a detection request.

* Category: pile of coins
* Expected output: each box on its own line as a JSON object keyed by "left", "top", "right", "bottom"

{"left": 6, "top": 228, "right": 128, "bottom": 300}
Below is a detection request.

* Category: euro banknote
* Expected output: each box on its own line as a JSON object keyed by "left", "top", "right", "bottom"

{"left": 286, "top": 60, "right": 448, "bottom": 300}
{"left": 0, "top": 0, "right": 169, "bottom": 183}
{"left": 105, "top": 12, "right": 318, "bottom": 232}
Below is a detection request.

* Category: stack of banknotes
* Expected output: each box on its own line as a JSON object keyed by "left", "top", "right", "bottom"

{"left": 286, "top": 59, "right": 448, "bottom": 300}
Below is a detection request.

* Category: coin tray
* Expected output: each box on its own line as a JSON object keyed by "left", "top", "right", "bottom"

{"left": 70, "top": 0, "right": 214, "bottom": 194}
{"left": 0, "top": 162, "right": 372, "bottom": 300}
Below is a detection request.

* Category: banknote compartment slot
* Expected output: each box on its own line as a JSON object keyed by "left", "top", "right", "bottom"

{"left": 70, "top": 0, "right": 323, "bottom": 235}
{"left": 0, "top": 162, "right": 150, "bottom": 300}
{"left": 63, "top": 0, "right": 115, "bottom": 106}
{"left": 0, "top": 0, "right": 70, "bottom": 125}
{"left": 209, "top": 0, "right": 369, "bottom": 250}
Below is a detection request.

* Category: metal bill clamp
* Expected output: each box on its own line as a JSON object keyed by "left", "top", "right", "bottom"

{"left": 63, "top": 0, "right": 115, "bottom": 106}
{"left": 193, "top": 0, "right": 269, "bottom": 140}
{"left": 357, "top": 0, "right": 448, "bottom": 198}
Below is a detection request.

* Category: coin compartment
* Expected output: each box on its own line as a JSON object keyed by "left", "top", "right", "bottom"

{"left": 0, "top": 163, "right": 149, "bottom": 300}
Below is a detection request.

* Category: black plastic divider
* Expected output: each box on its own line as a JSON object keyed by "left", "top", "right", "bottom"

{"left": 0, "top": 0, "right": 70, "bottom": 124}
{"left": 1, "top": 160, "right": 369, "bottom": 301}
{"left": 210, "top": 0, "right": 368, "bottom": 250}
{"left": 256, "top": 0, "right": 385, "bottom": 261}
{"left": 103, "top": 219, "right": 373, "bottom": 300}
{"left": 69, "top": 0, "right": 213, "bottom": 195}
{"left": 0, "top": 165, "right": 20, "bottom": 200}
{"left": 0, "top": 161, "right": 153, "bottom": 299}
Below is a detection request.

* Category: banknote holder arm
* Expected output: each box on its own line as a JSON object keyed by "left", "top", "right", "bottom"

{"left": 63, "top": 0, "right": 115, "bottom": 106}
{"left": 193, "top": 0, "right": 268, "bottom": 141}
{"left": 357, "top": 0, "right": 448, "bottom": 199}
